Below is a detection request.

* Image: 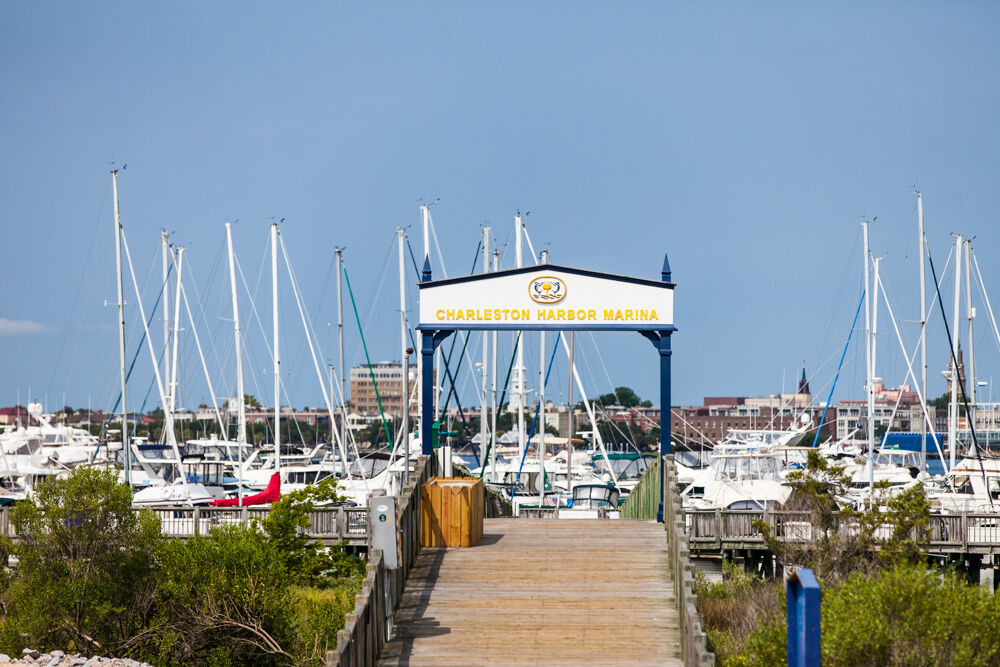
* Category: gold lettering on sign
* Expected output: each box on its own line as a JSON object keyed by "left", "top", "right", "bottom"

{"left": 433, "top": 305, "right": 663, "bottom": 322}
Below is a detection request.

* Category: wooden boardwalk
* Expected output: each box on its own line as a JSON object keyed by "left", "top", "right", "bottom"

{"left": 378, "top": 518, "right": 683, "bottom": 666}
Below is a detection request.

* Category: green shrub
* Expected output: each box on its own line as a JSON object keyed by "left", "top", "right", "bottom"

{"left": 0, "top": 467, "right": 162, "bottom": 657}
{"left": 823, "top": 564, "right": 1000, "bottom": 667}
{"left": 0, "top": 470, "right": 368, "bottom": 666}
{"left": 713, "top": 564, "right": 1000, "bottom": 667}
{"left": 155, "top": 524, "right": 295, "bottom": 666}
{"left": 258, "top": 478, "right": 365, "bottom": 586}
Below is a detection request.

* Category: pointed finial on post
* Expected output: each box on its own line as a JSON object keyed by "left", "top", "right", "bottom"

{"left": 661, "top": 253, "right": 672, "bottom": 282}
{"left": 422, "top": 255, "right": 433, "bottom": 282}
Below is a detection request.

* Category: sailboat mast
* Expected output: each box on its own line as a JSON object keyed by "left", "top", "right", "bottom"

{"left": 862, "top": 220, "right": 874, "bottom": 496}
{"left": 490, "top": 250, "right": 499, "bottom": 482}
{"left": 515, "top": 214, "right": 525, "bottom": 462}
{"left": 869, "top": 255, "right": 881, "bottom": 492}
{"left": 917, "top": 191, "right": 928, "bottom": 472}
{"left": 225, "top": 222, "right": 246, "bottom": 503}
{"left": 418, "top": 206, "right": 428, "bottom": 443}
{"left": 169, "top": 247, "right": 185, "bottom": 430}
{"left": 271, "top": 223, "right": 282, "bottom": 471}
{"left": 481, "top": 227, "right": 491, "bottom": 471}
{"left": 965, "top": 239, "right": 977, "bottom": 435}
{"left": 112, "top": 169, "right": 130, "bottom": 487}
{"left": 161, "top": 231, "right": 171, "bottom": 402}
{"left": 398, "top": 228, "right": 410, "bottom": 486}
{"left": 566, "top": 331, "right": 575, "bottom": 497}
{"left": 336, "top": 248, "right": 346, "bottom": 452}
{"left": 538, "top": 249, "right": 548, "bottom": 508}
{"left": 950, "top": 235, "right": 963, "bottom": 470}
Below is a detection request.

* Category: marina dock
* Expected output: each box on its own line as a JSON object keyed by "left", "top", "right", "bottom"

{"left": 378, "top": 518, "right": 683, "bottom": 667}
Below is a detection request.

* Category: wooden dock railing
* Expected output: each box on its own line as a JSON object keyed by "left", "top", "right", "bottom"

{"left": 686, "top": 508, "right": 1000, "bottom": 555}
{"left": 0, "top": 503, "right": 370, "bottom": 544}
{"left": 663, "top": 455, "right": 715, "bottom": 667}
{"left": 620, "top": 456, "right": 661, "bottom": 519}
{"left": 327, "top": 455, "right": 431, "bottom": 667}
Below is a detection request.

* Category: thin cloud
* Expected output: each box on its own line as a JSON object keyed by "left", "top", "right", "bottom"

{"left": 0, "top": 318, "right": 48, "bottom": 336}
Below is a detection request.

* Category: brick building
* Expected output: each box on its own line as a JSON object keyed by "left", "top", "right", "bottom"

{"left": 349, "top": 362, "right": 434, "bottom": 417}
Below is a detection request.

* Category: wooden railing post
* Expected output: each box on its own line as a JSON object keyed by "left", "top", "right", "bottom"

{"left": 661, "top": 455, "right": 715, "bottom": 667}
{"left": 327, "top": 455, "right": 432, "bottom": 667}
{"left": 336, "top": 507, "right": 347, "bottom": 538}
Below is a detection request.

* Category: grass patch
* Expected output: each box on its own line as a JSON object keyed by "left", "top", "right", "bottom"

{"left": 289, "top": 580, "right": 364, "bottom": 665}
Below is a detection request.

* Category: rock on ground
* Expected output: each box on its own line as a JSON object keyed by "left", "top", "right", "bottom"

{"left": 0, "top": 651, "right": 154, "bottom": 667}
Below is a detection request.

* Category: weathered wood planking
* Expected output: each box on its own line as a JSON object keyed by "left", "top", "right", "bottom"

{"left": 379, "top": 518, "right": 683, "bottom": 666}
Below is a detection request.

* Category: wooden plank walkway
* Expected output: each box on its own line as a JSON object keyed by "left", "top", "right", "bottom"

{"left": 378, "top": 518, "right": 683, "bottom": 666}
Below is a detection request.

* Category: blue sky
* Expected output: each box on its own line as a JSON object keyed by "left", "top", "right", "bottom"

{"left": 2, "top": 2, "right": 1000, "bottom": 414}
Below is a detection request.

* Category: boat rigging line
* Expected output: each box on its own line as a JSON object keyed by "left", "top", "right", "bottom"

{"left": 813, "top": 290, "right": 865, "bottom": 447}
{"left": 926, "top": 238, "right": 992, "bottom": 507}
{"left": 343, "top": 265, "right": 394, "bottom": 452}
{"left": 510, "top": 333, "right": 562, "bottom": 501}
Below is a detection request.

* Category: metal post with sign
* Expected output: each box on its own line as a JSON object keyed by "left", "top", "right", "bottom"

{"left": 370, "top": 495, "right": 399, "bottom": 640}
{"left": 416, "top": 253, "right": 675, "bottom": 521}
{"left": 370, "top": 495, "right": 399, "bottom": 569}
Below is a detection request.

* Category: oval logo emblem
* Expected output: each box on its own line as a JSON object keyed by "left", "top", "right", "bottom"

{"left": 529, "top": 276, "right": 566, "bottom": 304}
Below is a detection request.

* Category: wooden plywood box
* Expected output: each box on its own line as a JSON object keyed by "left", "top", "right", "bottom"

{"left": 420, "top": 477, "right": 484, "bottom": 547}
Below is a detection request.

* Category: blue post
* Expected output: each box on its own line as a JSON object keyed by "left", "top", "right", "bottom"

{"left": 421, "top": 332, "right": 436, "bottom": 457}
{"left": 421, "top": 328, "right": 453, "bottom": 456}
{"left": 658, "top": 331, "right": 672, "bottom": 523}
{"left": 657, "top": 252, "right": 672, "bottom": 523}
{"left": 786, "top": 568, "right": 821, "bottom": 667}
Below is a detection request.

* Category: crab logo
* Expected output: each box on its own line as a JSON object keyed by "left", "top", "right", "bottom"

{"left": 529, "top": 276, "right": 566, "bottom": 304}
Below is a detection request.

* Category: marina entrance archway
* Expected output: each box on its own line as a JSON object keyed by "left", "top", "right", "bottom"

{"left": 416, "top": 254, "right": 676, "bottom": 521}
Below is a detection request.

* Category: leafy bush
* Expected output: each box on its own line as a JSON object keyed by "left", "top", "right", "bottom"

{"left": 823, "top": 565, "right": 1000, "bottom": 667}
{"left": 155, "top": 524, "right": 295, "bottom": 665}
{"left": 258, "top": 478, "right": 365, "bottom": 585}
{"left": 756, "top": 451, "right": 933, "bottom": 582}
{"left": 0, "top": 467, "right": 162, "bottom": 657}
{"left": 0, "top": 469, "right": 368, "bottom": 665}
{"left": 708, "top": 564, "right": 1000, "bottom": 667}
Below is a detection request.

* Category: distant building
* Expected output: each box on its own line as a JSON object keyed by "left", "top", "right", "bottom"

{"left": 834, "top": 400, "right": 930, "bottom": 440}
{"left": 672, "top": 365, "right": 830, "bottom": 446}
{"left": 672, "top": 402, "right": 827, "bottom": 447}
{"left": 0, "top": 406, "right": 28, "bottom": 426}
{"left": 350, "top": 362, "right": 433, "bottom": 418}
{"left": 595, "top": 404, "right": 661, "bottom": 434}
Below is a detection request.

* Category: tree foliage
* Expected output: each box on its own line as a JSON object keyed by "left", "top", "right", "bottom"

{"left": 596, "top": 386, "right": 643, "bottom": 408}
{"left": 0, "top": 467, "right": 367, "bottom": 665}
{"left": 712, "top": 565, "right": 1000, "bottom": 667}
{"left": 157, "top": 525, "right": 294, "bottom": 666}
{"left": 259, "top": 478, "right": 365, "bottom": 585}
{"left": 755, "top": 450, "right": 932, "bottom": 581}
{"left": 0, "top": 467, "right": 162, "bottom": 657}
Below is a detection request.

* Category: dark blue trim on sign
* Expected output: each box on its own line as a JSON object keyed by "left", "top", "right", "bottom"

{"left": 417, "top": 263, "right": 676, "bottom": 290}
{"left": 416, "top": 323, "right": 678, "bottom": 332}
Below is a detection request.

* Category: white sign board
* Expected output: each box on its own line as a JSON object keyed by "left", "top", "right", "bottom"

{"left": 418, "top": 265, "right": 674, "bottom": 331}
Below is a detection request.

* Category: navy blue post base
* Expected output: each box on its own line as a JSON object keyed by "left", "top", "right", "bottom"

{"left": 640, "top": 329, "right": 672, "bottom": 523}
{"left": 421, "top": 329, "right": 454, "bottom": 457}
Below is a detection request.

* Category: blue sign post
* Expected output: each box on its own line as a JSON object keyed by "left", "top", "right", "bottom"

{"left": 786, "top": 568, "right": 821, "bottom": 667}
